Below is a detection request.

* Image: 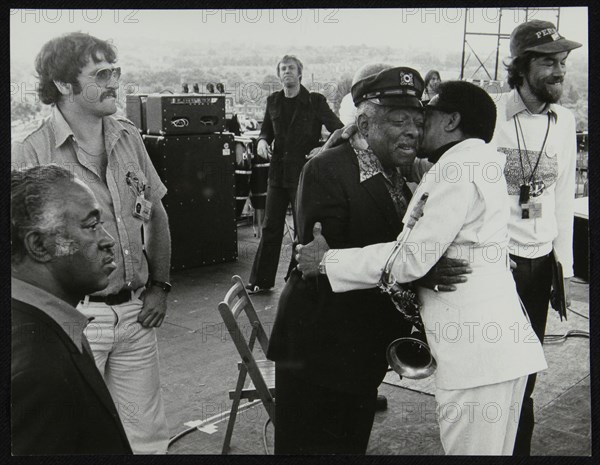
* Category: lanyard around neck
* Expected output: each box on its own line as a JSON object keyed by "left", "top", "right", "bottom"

{"left": 513, "top": 113, "right": 551, "bottom": 185}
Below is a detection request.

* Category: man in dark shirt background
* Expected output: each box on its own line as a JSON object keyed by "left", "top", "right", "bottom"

{"left": 246, "top": 54, "right": 343, "bottom": 294}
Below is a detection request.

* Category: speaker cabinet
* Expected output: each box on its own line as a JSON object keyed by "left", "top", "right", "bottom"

{"left": 126, "top": 94, "right": 148, "bottom": 132}
{"left": 143, "top": 133, "right": 237, "bottom": 270}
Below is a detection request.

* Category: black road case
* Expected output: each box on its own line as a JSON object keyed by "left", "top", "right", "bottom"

{"left": 143, "top": 133, "right": 237, "bottom": 270}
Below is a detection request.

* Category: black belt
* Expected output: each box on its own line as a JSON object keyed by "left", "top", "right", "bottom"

{"left": 510, "top": 252, "right": 552, "bottom": 263}
{"left": 88, "top": 289, "right": 133, "bottom": 306}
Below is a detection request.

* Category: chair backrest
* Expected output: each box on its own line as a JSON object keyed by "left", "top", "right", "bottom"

{"left": 218, "top": 275, "right": 272, "bottom": 395}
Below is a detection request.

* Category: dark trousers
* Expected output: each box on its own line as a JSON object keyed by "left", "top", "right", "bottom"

{"left": 249, "top": 184, "right": 298, "bottom": 289}
{"left": 274, "top": 365, "right": 377, "bottom": 455}
{"left": 510, "top": 253, "right": 553, "bottom": 456}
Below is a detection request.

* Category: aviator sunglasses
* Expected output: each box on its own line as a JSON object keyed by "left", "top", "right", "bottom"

{"left": 90, "top": 66, "right": 121, "bottom": 86}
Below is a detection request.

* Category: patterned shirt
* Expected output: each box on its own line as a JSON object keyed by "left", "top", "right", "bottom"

{"left": 12, "top": 106, "right": 167, "bottom": 295}
{"left": 350, "top": 138, "right": 409, "bottom": 219}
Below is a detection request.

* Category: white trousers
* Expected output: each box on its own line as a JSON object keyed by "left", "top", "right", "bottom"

{"left": 435, "top": 376, "right": 527, "bottom": 455}
{"left": 78, "top": 291, "right": 169, "bottom": 454}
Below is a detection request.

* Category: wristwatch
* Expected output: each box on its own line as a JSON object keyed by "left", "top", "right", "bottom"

{"left": 151, "top": 280, "right": 172, "bottom": 293}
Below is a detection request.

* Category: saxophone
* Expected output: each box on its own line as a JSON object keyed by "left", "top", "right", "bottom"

{"left": 378, "top": 193, "right": 437, "bottom": 379}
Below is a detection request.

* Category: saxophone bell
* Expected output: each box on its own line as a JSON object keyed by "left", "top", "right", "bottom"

{"left": 387, "top": 332, "right": 437, "bottom": 380}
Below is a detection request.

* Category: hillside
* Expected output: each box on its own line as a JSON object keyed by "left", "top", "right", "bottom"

{"left": 11, "top": 40, "right": 588, "bottom": 131}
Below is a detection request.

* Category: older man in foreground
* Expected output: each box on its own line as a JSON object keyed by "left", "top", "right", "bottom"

{"left": 11, "top": 165, "right": 132, "bottom": 455}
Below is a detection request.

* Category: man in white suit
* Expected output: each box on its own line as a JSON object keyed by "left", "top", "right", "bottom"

{"left": 296, "top": 81, "right": 547, "bottom": 455}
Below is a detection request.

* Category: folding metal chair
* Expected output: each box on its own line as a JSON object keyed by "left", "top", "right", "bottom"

{"left": 218, "top": 275, "right": 275, "bottom": 454}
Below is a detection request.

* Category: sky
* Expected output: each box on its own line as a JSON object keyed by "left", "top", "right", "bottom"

{"left": 10, "top": 7, "right": 588, "bottom": 67}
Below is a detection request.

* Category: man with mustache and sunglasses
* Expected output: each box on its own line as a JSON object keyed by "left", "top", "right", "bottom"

{"left": 12, "top": 32, "right": 171, "bottom": 454}
{"left": 492, "top": 20, "right": 582, "bottom": 456}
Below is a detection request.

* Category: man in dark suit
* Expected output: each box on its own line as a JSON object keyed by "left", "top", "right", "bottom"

{"left": 267, "top": 66, "right": 430, "bottom": 454}
{"left": 246, "top": 54, "right": 343, "bottom": 294}
{"left": 11, "top": 165, "right": 132, "bottom": 455}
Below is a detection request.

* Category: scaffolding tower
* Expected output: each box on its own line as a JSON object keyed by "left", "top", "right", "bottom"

{"left": 460, "top": 7, "right": 561, "bottom": 82}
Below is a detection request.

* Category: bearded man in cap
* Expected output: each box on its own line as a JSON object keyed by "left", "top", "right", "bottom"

{"left": 267, "top": 66, "right": 432, "bottom": 454}
{"left": 492, "top": 20, "right": 582, "bottom": 455}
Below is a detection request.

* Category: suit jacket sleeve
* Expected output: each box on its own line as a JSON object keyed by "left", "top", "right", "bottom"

{"left": 314, "top": 93, "right": 343, "bottom": 133}
{"left": 12, "top": 364, "right": 79, "bottom": 454}
{"left": 326, "top": 163, "right": 476, "bottom": 293}
{"left": 258, "top": 97, "right": 274, "bottom": 145}
{"left": 325, "top": 242, "right": 397, "bottom": 293}
{"left": 296, "top": 156, "right": 348, "bottom": 248}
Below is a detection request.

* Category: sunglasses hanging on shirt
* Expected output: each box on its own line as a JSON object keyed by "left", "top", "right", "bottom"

{"left": 126, "top": 171, "right": 152, "bottom": 221}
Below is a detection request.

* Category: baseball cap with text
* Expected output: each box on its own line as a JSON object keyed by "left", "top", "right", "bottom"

{"left": 510, "top": 20, "right": 582, "bottom": 57}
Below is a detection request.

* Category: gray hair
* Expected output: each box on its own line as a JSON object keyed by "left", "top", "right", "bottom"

{"left": 11, "top": 164, "right": 74, "bottom": 263}
{"left": 356, "top": 100, "right": 381, "bottom": 122}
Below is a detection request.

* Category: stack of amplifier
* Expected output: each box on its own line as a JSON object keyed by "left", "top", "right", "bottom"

{"left": 126, "top": 91, "right": 236, "bottom": 270}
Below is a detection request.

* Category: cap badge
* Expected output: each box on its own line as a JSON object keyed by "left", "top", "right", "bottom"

{"left": 400, "top": 71, "right": 414, "bottom": 86}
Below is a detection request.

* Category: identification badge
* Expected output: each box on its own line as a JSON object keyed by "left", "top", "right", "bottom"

{"left": 521, "top": 202, "right": 542, "bottom": 219}
{"left": 222, "top": 142, "right": 231, "bottom": 156}
{"left": 133, "top": 195, "right": 152, "bottom": 221}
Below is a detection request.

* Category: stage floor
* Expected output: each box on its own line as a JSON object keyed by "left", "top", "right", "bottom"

{"left": 159, "top": 219, "right": 591, "bottom": 455}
